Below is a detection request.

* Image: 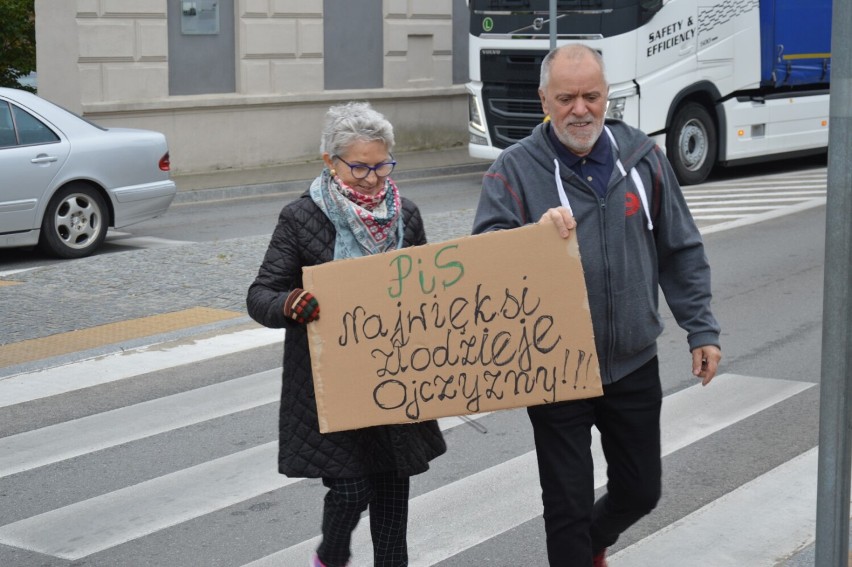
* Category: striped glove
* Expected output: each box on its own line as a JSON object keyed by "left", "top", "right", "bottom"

{"left": 283, "top": 288, "right": 320, "bottom": 324}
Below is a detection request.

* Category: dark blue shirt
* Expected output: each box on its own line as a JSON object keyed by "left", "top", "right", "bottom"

{"left": 547, "top": 123, "right": 614, "bottom": 199}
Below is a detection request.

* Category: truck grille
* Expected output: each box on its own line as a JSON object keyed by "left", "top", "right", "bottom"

{"left": 480, "top": 49, "right": 546, "bottom": 149}
{"left": 483, "top": 87, "right": 544, "bottom": 149}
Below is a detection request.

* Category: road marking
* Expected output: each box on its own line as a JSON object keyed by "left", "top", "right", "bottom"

{"left": 700, "top": 198, "right": 826, "bottom": 235}
{"left": 0, "top": 326, "right": 283, "bottom": 408}
{"left": 686, "top": 191, "right": 825, "bottom": 203}
{"left": 105, "top": 233, "right": 194, "bottom": 248}
{"left": 0, "top": 443, "right": 292, "bottom": 560}
{"left": 610, "top": 448, "right": 822, "bottom": 567}
{"left": 688, "top": 195, "right": 825, "bottom": 205}
{"left": 0, "top": 268, "right": 34, "bottom": 278}
{"left": 0, "top": 369, "right": 280, "bottom": 478}
{"left": 685, "top": 171, "right": 825, "bottom": 223}
{"left": 657, "top": 374, "right": 813, "bottom": 454}
{"left": 691, "top": 168, "right": 825, "bottom": 188}
{"left": 0, "top": 306, "right": 243, "bottom": 368}
{"left": 695, "top": 204, "right": 800, "bottom": 212}
{"left": 0, "top": 165, "right": 828, "bottom": 563}
{"left": 0, "top": 414, "right": 486, "bottom": 560}
{"left": 244, "top": 374, "right": 814, "bottom": 566}
{"left": 687, "top": 182, "right": 826, "bottom": 192}
{"left": 681, "top": 168, "right": 825, "bottom": 227}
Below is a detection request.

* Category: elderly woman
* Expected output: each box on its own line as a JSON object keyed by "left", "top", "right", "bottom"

{"left": 246, "top": 102, "right": 446, "bottom": 567}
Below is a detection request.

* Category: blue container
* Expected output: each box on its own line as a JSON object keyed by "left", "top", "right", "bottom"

{"left": 760, "top": 0, "right": 832, "bottom": 87}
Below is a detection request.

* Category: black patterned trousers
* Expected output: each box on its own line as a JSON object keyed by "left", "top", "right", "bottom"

{"left": 317, "top": 471, "right": 411, "bottom": 567}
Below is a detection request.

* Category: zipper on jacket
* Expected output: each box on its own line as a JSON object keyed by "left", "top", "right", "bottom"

{"left": 598, "top": 196, "right": 616, "bottom": 384}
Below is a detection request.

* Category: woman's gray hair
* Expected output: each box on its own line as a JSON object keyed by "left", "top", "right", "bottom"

{"left": 539, "top": 43, "right": 607, "bottom": 90}
{"left": 320, "top": 101, "right": 395, "bottom": 156}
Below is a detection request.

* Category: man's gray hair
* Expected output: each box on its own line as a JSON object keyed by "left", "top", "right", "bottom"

{"left": 539, "top": 44, "right": 607, "bottom": 90}
{"left": 320, "top": 101, "right": 395, "bottom": 156}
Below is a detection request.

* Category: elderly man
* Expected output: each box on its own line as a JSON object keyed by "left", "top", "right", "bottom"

{"left": 472, "top": 44, "right": 722, "bottom": 567}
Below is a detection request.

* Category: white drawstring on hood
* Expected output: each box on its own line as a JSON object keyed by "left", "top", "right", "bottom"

{"left": 553, "top": 158, "right": 574, "bottom": 217}
{"left": 606, "top": 127, "right": 653, "bottom": 231}
{"left": 553, "top": 127, "right": 654, "bottom": 231}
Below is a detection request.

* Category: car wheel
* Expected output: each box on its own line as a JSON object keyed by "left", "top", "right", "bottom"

{"left": 39, "top": 184, "right": 109, "bottom": 259}
{"left": 666, "top": 102, "right": 717, "bottom": 185}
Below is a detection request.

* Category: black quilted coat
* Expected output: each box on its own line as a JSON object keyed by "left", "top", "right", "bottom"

{"left": 246, "top": 190, "right": 447, "bottom": 479}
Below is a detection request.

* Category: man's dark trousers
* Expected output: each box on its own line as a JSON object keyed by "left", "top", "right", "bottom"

{"left": 527, "top": 356, "right": 663, "bottom": 566}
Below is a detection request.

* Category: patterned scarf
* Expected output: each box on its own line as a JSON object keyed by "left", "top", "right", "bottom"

{"left": 310, "top": 168, "right": 404, "bottom": 259}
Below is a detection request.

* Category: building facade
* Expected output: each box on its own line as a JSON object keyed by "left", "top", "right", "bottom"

{"left": 34, "top": 0, "right": 470, "bottom": 174}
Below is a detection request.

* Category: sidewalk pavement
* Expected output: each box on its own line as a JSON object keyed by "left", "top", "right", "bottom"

{"left": 170, "top": 146, "right": 492, "bottom": 204}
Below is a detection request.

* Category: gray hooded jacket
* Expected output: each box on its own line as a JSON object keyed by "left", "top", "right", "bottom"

{"left": 473, "top": 120, "right": 721, "bottom": 384}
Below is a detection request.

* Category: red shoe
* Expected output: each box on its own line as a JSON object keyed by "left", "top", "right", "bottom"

{"left": 593, "top": 549, "right": 608, "bottom": 567}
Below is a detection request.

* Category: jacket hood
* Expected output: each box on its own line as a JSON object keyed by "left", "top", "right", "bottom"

{"left": 516, "top": 119, "right": 657, "bottom": 172}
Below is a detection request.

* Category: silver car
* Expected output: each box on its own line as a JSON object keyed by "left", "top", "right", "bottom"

{"left": 0, "top": 87, "right": 177, "bottom": 258}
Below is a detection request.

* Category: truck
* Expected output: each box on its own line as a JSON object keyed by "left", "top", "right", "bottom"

{"left": 466, "top": 0, "right": 831, "bottom": 185}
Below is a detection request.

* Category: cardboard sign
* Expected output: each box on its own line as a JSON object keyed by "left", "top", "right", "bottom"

{"left": 303, "top": 223, "right": 602, "bottom": 433}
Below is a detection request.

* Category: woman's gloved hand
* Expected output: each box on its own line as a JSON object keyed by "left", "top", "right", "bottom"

{"left": 283, "top": 288, "right": 320, "bottom": 324}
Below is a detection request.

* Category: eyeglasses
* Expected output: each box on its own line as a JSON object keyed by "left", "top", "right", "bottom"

{"left": 333, "top": 155, "right": 396, "bottom": 179}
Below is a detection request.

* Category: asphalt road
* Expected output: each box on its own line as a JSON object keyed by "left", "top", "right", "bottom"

{"left": 131, "top": 170, "right": 486, "bottom": 242}
{"left": 0, "top": 156, "right": 834, "bottom": 566}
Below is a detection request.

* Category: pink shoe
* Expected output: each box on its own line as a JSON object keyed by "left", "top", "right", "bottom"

{"left": 310, "top": 553, "right": 349, "bottom": 567}
{"left": 593, "top": 549, "right": 608, "bottom": 567}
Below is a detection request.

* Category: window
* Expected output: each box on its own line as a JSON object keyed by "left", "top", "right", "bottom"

{"left": 12, "top": 105, "right": 60, "bottom": 146}
{"left": 0, "top": 102, "right": 17, "bottom": 148}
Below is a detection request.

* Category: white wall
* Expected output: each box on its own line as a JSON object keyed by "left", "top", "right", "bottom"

{"left": 34, "top": 0, "right": 468, "bottom": 174}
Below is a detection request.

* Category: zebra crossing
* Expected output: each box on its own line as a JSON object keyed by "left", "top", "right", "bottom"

{"left": 684, "top": 166, "right": 826, "bottom": 225}
{"left": 0, "top": 163, "right": 831, "bottom": 566}
{"left": 0, "top": 323, "right": 824, "bottom": 567}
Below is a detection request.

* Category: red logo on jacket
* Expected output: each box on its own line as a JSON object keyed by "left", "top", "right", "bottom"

{"left": 625, "top": 192, "right": 641, "bottom": 217}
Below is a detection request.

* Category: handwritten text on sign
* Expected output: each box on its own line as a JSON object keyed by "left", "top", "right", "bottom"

{"left": 304, "top": 223, "right": 602, "bottom": 433}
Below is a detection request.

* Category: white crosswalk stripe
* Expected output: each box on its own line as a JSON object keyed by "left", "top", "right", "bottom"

{"left": 685, "top": 167, "right": 826, "bottom": 222}
{"left": 105, "top": 231, "right": 195, "bottom": 248}
{"left": 0, "top": 369, "right": 279, "bottom": 478}
{"left": 1, "top": 443, "right": 291, "bottom": 560}
{"left": 249, "top": 375, "right": 813, "bottom": 567}
{"left": 0, "top": 326, "right": 282, "bottom": 406}
{"left": 611, "top": 449, "right": 820, "bottom": 567}
{"left": 0, "top": 326, "right": 824, "bottom": 566}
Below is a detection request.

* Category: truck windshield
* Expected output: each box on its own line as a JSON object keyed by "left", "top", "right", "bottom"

{"left": 469, "top": 0, "right": 663, "bottom": 39}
